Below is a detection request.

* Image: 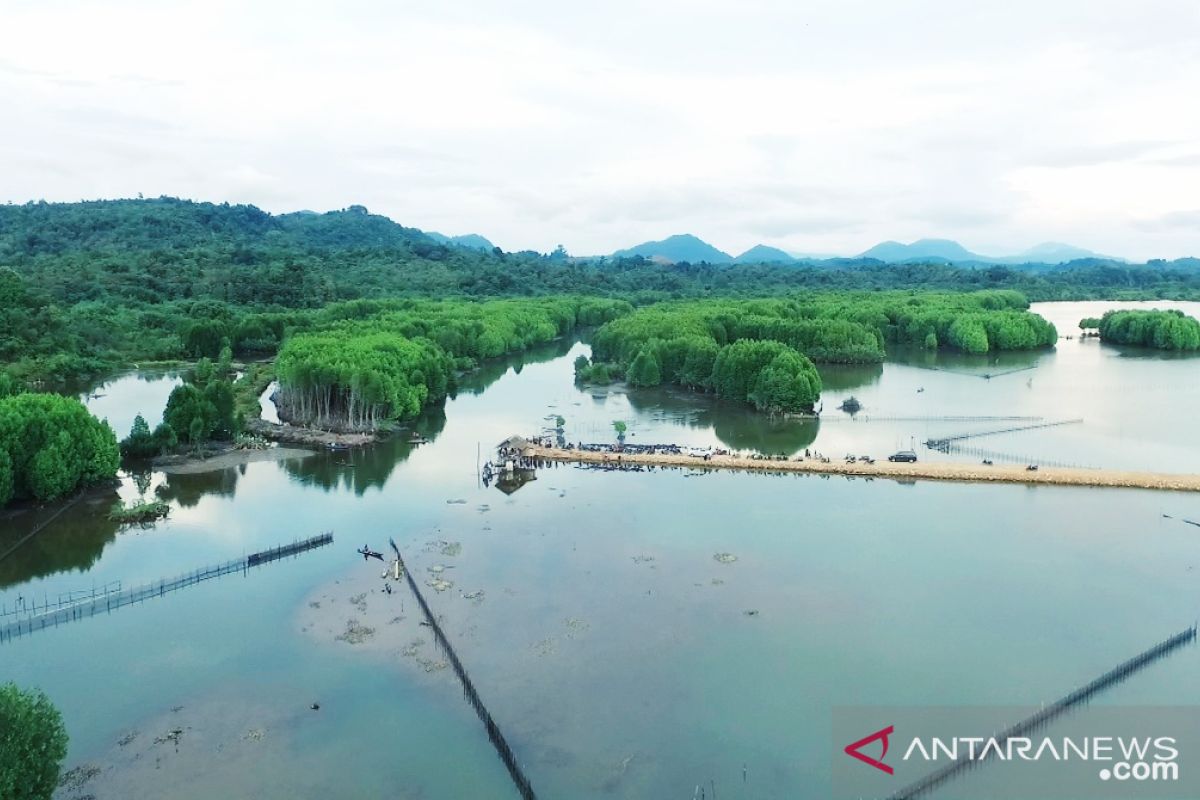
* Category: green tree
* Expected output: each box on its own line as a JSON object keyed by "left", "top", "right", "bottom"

{"left": 0, "top": 393, "right": 119, "bottom": 506}
{"left": 152, "top": 421, "right": 178, "bottom": 452}
{"left": 164, "top": 385, "right": 216, "bottom": 444}
{"left": 748, "top": 350, "right": 822, "bottom": 413}
{"left": 0, "top": 683, "right": 69, "bottom": 800}
{"left": 217, "top": 338, "right": 233, "bottom": 376}
{"left": 0, "top": 373, "right": 24, "bottom": 399}
{"left": 192, "top": 357, "right": 215, "bottom": 388}
{"left": 612, "top": 420, "right": 627, "bottom": 439}
{"left": 120, "top": 414, "right": 157, "bottom": 458}
{"left": 1098, "top": 309, "right": 1200, "bottom": 351}
{"left": 0, "top": 448, "right": 12, "bottom": 508}
{"left": 924, "top": 332, "right": 938, "bottom": 350}
{"left": 626, "top": 348, "right": 662, "bottom": 387}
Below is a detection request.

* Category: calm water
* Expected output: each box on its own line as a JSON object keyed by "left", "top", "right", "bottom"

{"left": 2, "top": 302, "right": 1199, "bottom": 799}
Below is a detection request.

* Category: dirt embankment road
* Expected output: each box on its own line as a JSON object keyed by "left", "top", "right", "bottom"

{"left": 530, "top": 447, "right": 1200, "bottom": 493}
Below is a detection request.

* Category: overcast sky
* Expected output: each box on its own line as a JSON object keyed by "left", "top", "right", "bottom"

{"left": 3, "top": 0, "right": 1199, "bottom": 259}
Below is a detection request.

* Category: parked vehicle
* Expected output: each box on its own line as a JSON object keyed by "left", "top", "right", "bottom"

{"left": 888, "top": 450, "right": 918, "bottom": 463}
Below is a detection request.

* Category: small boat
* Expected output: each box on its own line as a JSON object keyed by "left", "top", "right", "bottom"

{"left": 357, "top": 546, "right": 384, "bottom": 562}
{"left": 409, "top": 433, "right": 428, "bottom": 444}
{"left": 838, "top": 396, "right": 862, "bottom": 414}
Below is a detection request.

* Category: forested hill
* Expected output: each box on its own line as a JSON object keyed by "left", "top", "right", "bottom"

{"left": 0, "top": 198, "right": 436, "bottom": 255}
{"left": 2, "top": 198, "right": 1200, "bottom": 309}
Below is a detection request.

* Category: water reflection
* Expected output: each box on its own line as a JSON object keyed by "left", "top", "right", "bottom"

{"left": 281, "top": 407, "right": 447, "bottom": 495}
{"left": 458, "top": 337, "right": 576, "bottom": 395}
{"left": 625, "top": 388, "right": 820, "bottom": 455}
{"left": 74, "top": 370, "right": 185, "bottom": 435}
{"left": 156, "top": 467, "right": 242, "bottom": 509}
{"left": 0, "top": 491, "right": 122, "bottom": 590}
{"left": 816, "top": 361, "right": 884, "bottom": 392}
{"left": 885, "top": 345, "right": 1047, "bottom": 376}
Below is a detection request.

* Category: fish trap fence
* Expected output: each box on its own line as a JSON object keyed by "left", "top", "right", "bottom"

{"left": 0, "top": 533, "right": 333, "bottom": 643}
{"left": 389, "top": 537, "right": 537, "bottom": 800}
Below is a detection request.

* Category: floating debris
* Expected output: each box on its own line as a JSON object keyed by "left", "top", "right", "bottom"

{"left": 743, "top": 609, "right": 760, "bottom": 617}
{"left": 713, "top": 552, "right": 738, "bottom": 564}
{"left": 563, "top": 617, "right": 590, "bottom": 638}
{"left": 336, "top": 619, "right": 376, "bottom": 644}
{"left": 440, "top": 541, "right": 462, "bottom": 557}
{"left": 426, "top": 577, "right": 454, "bottom": 592}
{"left": 58, "top": 764, "right": 101, "bottom": 794}
{"left": 446, "top": 498, "right": 467, "bottom": 505}
{"left": 154, "top": 728, "right": 185, "bottom": 747}
{"left": 631, "top": 554, "right": 656, "bottom": 564}
{"left": 462, "top": 590, "right": 485, "bottom": 603}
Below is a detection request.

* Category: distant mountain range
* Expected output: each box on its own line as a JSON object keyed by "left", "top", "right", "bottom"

{"left": 607, "top": 234, "right": 1122, "bottom": 266}
{"left": 424, "top": 231, "right": 495, "bottom": 251}
{"left": 857, "top": 238, "right": 1118, "bottom": 265}
{"left": 732, "top": 244, "right": 797, "bottom": 264}
{"left": 610, "top": 235, "right": 807, "bottom": 264}
{"left": 612, "top": 234, "right": 734, "bottom": 263}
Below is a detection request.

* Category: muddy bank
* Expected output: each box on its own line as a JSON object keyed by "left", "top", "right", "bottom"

{"left": 244, "top": 418, "right": 377, "bottom": 448}
{"left": 297, "top": 538, "right": 473, "bottom": 673}
{"left": 49, "top": 692, "right": 389, "bottom": 800}
{"left": 531, "top": 446, "right": 1200, "bottom": 493}
{"left": 153, "top": 445, "right": 315, "bottom": 475}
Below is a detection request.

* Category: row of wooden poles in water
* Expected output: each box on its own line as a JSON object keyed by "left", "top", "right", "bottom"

{"left": 0, "top": 534, "right": 335, "bottom": 642}
{"left": 388, "top": 537, "right": 538, "bottom": 800}
{"left": 887, "top": 624, "right": 1198, "bottom": 799}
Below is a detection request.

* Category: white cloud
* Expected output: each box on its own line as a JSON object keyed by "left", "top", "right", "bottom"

{"left": 1, "top": 0, "right": 1199, "bottom": 259}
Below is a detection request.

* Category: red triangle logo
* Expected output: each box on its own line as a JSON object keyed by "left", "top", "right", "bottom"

{"left": 844, "top": 725, "right": 895, "bottom": 775}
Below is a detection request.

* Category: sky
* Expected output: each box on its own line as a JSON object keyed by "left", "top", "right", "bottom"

{"left": 2, "top": 0, "right": 1199, "bottom": 260}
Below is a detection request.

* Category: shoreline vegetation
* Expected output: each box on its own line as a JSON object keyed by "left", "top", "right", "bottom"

{"left": 1096, "top": 308, "right": 1200, "bottom": 351}
{"left": 578, "top": 291, "right": 1056, "bottom": 413}
{"left": 530, "top": 446, "right": 1200, "bottom": 493}
{"left": 272, "top": 298, "right": 631, "bottom": 431}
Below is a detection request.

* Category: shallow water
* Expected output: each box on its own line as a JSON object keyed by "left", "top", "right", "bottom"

{"left": 2, "top": 302, "right": 1199, "bottom": 799}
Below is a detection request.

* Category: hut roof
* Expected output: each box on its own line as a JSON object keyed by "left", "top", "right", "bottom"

{"left": 497, "top": 435, "right": 532, "bottom": 451}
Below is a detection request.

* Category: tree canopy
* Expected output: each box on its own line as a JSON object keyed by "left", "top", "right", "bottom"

{"left": 0, "top": 393, "right": 119, "bottom": 507}
{"left": 274, "top": 297, "right": 630, "bottom": 430}
{"left": 0, "top": 683, "right": 69, "bottom": 800}
{"left": 1097, "top": 309, "right": 1200, "bottom": 350}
